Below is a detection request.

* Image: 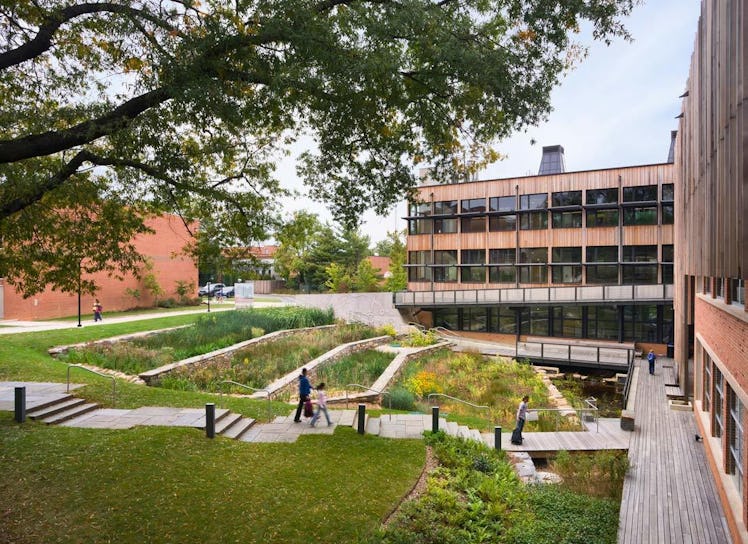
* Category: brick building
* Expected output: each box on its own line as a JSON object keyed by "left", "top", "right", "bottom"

{"left": 0, "top": 214, "right": 198, "bottom": 321}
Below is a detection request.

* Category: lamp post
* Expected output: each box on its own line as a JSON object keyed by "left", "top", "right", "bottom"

{"left": 207, "top": 277, "right": 213, "bottom": 312}
{"left": 76, "top": 260, "right": 82, "bottom": 327}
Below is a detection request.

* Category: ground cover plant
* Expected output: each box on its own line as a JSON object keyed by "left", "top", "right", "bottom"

{"left": 60, "top": 306, "right": 336, "bottom": 375}
{"left": 366, "top": 432, "right": 620, "bottom": 544}
{"left": 389, "top": 349, "right": 550, "bottom": 430}
{"left": 0, "top": 415, "right": 425, "bottom": 544}
{"left": 314, "top": 349, "right": 395, "bottom": 396}
{"left": 157, "top": 323, "right": 381, "bottom": 394}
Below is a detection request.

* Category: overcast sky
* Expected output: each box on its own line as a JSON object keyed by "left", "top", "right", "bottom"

{"left": 274, "top": 0, "right": 703, "bottom": 246}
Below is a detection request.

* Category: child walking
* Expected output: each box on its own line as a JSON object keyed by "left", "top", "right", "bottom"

{"left": 310, "top": 383, "right": 332, "bottom": 427}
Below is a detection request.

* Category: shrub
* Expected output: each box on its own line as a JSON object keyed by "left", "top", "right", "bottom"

{"left": 158, "top": 298, "right": 178, "bottom": 308}
{"left": 401, "top": 329, "right": 439, "bottom": 347}
{"left": 388, "top": 387, "right": 416, "bottom": 411}
{"left": 376, "top": 324, "right": 398, "bottom": 337}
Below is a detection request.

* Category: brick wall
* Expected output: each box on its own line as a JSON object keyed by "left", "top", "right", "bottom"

{"left": 696, "top": 298, "right": 748, "bottom": 394}
{"left": 1, "top": 215, "right": 198, "bottom": 321}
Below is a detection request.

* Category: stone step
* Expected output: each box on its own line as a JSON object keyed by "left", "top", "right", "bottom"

{"left": 214, "top": 412, "right": 243, "bottom": 435}
{"left": 28, "top": 397, "right": 87, "bottom": 420}
{"left": 42, "top": 403, "right": 99, "bottom": 424}
{"left": 336, "top": 410, "right": 356, "bottom": 427}
{"left": 221, "top": 417, "right": 256, "bottom": 440}
{"left": 366, "top": 417, "right": 381, "bottom": 435}
{"left": 456, "top": 425, "right": 471, "bottom": 439}
{"left": 469, "top": 429, "right": 483, "bottom": 442}
{"left": 26, "top": 394, "right": 77, "bottom": 415}
{"left": 445, "top": 421, "right": 459, "bottom": 437}
{"left": 351, "top": 413, "right": 368, "bottom": 432}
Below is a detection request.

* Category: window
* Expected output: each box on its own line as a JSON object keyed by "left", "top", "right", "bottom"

{"left": 408, "top": 201, "right": 431, "bottom": 216}
{"left": 489, "top": 214, "right": 516, "bottom": 231}
{"left": 662, "top": 245, "right": 674, "bottom": 263}
{"left": 704, "top": 353, "right": 712, "bottom": 414}
{"left": 552, "top": 211, "right": 582, "bottom": 228}
{"left": 518, "top": 307, "right": 549, "bottom": 336}
{"left": 623, "top": 207, "right": 658, "bottom": 225}
{"left": 461, "top": 266, "right": 486, "bottom": 283}
{"left": 519, "top": 248, "right": 548, "bottom": 263}
{"left": 461, "top": 198, "right": 486, "bottom": 213}
{"left": 662, "top": 183, "right": 674, "bottom": 201}
{"left": 713, "top": 366, "right": 724, "bottom": 438}
{"left": 728, "top": 386, "right": 744, "bottom": 499}
{"left": 462, "top": 307, "right": 488, "bottom": 332}
{"left": 433, "top": 266, "right": 457, "bottom": 282}
{"left": 408, "top": 218, "right": 432, "bottom": 235}
{"left": 552, "top": 247, "right": 581, "bottom": 263}
{"left": 489, "top": 306, "right": 517, "bottom": 334}
{"left": 730, "top": 278, "right": 746, "bottom": 307}
{"left": 623, "top": 245, "right": 657, "bottom": 262}
{"left": 489, "top": 266, "right": 516, "bottom": 283}
{"left": 662, "top": 204, "right": 674, "bottom": 224}
{"left": 461, "top": 250, "right": 485, "bottom": 265}
{"left": 433, "top": 250, "right": 457, "bottom": 265}
{"left": 622, "top": 265, "right": 658, "bottom": 284}
{"left": 552, "top": 191, "right": 582, "bottom": 207}
{"left": 434, "top": 200, "right": 457, "bottom": 215}
{"left": 461, "top": 216, "right": 485, "bottom": 233}
{"left": 587, "top": 246, "right": 618, "bottom": 262}
{"left": 433, "top": 308, "right": 458, "bottom": 330}
{"left": 586, "top": 188, "right": 618, "bottom": 205}
{"left": 407, "top": 250, "right": 430, "bottom": 282}
{"left": 520, "top": 193, "right": 548, "bottom": 210}
{"left": 489, "top": 196, "right": 516, "bottom": 212}
{"left": 489, "top": 249, "right": 515, "bottom": 263}
{"left": 520, "top": 212, "right": 547, "bottom": 230}
{"left": 519, "top": 266, "right": 547, "bottom": 283}
{"left": 662, "top": 245, "right": 674, "bottom": 284}
{"left": 622, "top": 305, "right": 658, "bottom": 342}
{"left": 433, "top": 250, "right": 458, "bottom": 281}
{"left": 623, "top": 185, "right": 657, "bottom": 202}
{"left": 434, "top": 218, "right": 457, "bottom": 234}
{"left": 588, "top": 306, "right": 619, "bottom": 340}
{"left": 408, "top": 251, "right": 430, "bottom": 265}
{"left": 553, "top": 306, "right": 583, "bottom": 338}
{"left": 586, "top": 209, "right": 618, "bottom": 227}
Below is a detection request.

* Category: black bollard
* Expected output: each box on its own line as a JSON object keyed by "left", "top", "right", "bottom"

{"left": 205, "top": 403, "right": 215, "bottom": 438}
{"left": 15, "top": 386, "right": 26, "bottom": 423}
{"left": 432, "top": 406, "right": 439, "bottom": 433}
{"left": 494, "top": 426, "right": 502, "bottom": 450}
{"left": 357, "top": 404, "right": 366, "bottom": 434}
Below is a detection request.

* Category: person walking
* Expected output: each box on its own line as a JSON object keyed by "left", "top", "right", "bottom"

{"left": 512, "top": 395, "right": 529, "bottom": 445}
{"left": 293, "top": 368, "right": 312, "bottom": 423}
{"left": 310, "top": 383, "right": 332, "bottom": 427}
{"left": 92, "top": 299, "right": 103, "bottom": 322}
{"left": 648, "top": 349, "right": 657, "bottom": 375}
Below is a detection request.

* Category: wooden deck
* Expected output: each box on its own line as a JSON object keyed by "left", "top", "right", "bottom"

{"left": 493, "top": 418, "right": 630, "bottom": 455}
{"left": 617, "top": 359, "right": 731, "bottom": 543}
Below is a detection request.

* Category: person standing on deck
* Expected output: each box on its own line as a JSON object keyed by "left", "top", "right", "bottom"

{"left": 648, "top": 349, "right": 657, "bottom": 375}
{"left": 514, "top": 395, "right": 529, "bottom": 443}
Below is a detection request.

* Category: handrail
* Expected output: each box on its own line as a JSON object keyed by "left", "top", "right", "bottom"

{"left": 527, "top": 405, "right": 600, "bottom": 432}
{"left": 621, "top": 350, "right": 637, "bottom": 408}
{"left": 67, "top": 364, "right": 116, "bottom": 406}
{"left": 407, "top": 322, "right": 426, "bottom": 331}
{"left": 583, "top": 396, "right": 599, "bottom": 432}
{"left": 430, "top": 326, "right": 459, "bottom": 338}
{"left": 427, "top": 393, "right": 489, "bottom": 411}
{"left": 345, "top": 384, "right": 392, "bottom": 416}
{"left": 219, "top": 380, "right": 272, "bottom": 418}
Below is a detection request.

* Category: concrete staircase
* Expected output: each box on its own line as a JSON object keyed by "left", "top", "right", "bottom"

{"left": 349, "top": 412, "right": 488, "bottom": 445}
{"left": 27, "top": 393, "right": 99, "bottom": 425}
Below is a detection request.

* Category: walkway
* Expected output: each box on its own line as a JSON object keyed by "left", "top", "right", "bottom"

{"left": 617, "top": 359, "right": 731, "bottom": 543}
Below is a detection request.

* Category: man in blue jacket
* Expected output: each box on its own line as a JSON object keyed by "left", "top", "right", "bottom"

{"left": 293, "top": 368, "right": 312, "bottom": 422}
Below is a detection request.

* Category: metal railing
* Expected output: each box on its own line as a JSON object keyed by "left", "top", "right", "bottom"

{"left": 66, "top": 364, "right": 116, "bottom": 406}
{"left": 525, "top": 398, "right": 599, "bottom": 432}
{"left": 219, "top": 380, "right": 272, "bottom": 418}
{"left": 516, "top": 340, "right": 633, "bottom": 369}
{"left": 345, "top": 384, "right": 391, "bottom": 416}
{"left": 430, "top": 326, "right": 459, "bottom": 338}
{"left": 621, "top": 350, "right": 637, "bottom": 409}
{"left": 427, "top": 393, "right": 490, "bottom": 411}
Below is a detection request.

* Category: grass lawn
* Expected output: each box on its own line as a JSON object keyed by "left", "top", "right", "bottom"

{"left": 0, "top": 414, "right": 425, "bottom": 544}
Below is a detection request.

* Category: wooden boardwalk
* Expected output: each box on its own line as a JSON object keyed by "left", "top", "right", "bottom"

{"left": 617, "top": 359, "right": 731, "bottom": 543}
{"left": 493, "top": 418, "right": 631, "bottom": 454}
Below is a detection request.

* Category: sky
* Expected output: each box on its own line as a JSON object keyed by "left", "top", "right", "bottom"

{"left": 273, "top": 0, "right": 703, "bottom": 246}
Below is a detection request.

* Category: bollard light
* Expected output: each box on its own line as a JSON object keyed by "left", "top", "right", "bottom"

{"left": 15, "top": 386, "right": 26, "bottom": 423}
{"left": 205, "top": 403, "right": 215, "bottom": 438}
{"left": 357, "top": 404, "right": 366, "bottom": 435}
{"left": 432, "top": 406, "right": 439, "bottom": 433}
{"left": 494, "top": 426, "right": 502, "bottom": 450}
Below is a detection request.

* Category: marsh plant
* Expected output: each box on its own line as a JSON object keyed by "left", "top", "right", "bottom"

{"left": 315, "top": 349, "right": 395, "bottom": 394}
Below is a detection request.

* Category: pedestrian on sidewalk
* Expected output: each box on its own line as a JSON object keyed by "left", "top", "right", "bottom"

{"left": 92, "top": 299, "right": 103, "bottom": 322}
{"left": 293, "top": 368, "right": 312, "bottom": 422}
{"left": 648, "top": 349, "right": 657, "bottom": 375}
{"left": 512, "top": 395, "right": 529, "bottom": 445}
{"left": 310, "top": 383, "right": 332, "bottom": 427}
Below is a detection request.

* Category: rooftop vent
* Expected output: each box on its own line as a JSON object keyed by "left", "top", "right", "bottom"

{"left": 667, "top": 130, "right": 677, "bottom": 163}
{"left": 538, "top": 145, "right": 566, "bottom": 175}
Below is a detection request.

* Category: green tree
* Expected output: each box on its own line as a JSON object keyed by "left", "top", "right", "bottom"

{"left": 383, "top": 231, "right": 408, "bottom": 292}
{"left": 1, "top": 0, "right": 636, "bottom": 296}
{"left": 324, "top": 262, "right": 353, "bottom": 293}
{"left": 274, "top": 211, "right": 327, "bottom": 291}
{"left": 353, "top": 259, "right": 380, "bottom": 292}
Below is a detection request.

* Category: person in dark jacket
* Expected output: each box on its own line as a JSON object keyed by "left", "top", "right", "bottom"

{"left": 293, "top": 368, "right": 312, "bottom": 422}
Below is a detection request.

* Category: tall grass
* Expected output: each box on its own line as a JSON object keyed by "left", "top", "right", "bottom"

{"left": 158, "top": 324, "right": 379, "bottom": 392}
{"left": 315, "top": 349, "right": 394, "bottom": 393}
{"left": 61, "top": 306, "right": 336, "bottom": 375}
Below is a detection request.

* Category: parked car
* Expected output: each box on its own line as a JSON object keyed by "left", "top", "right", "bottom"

{"left": 220, "top": 286, "right": 235, "bottom": 298}
{"left": 198, "top": 283, "right": 224, "bottom": 297}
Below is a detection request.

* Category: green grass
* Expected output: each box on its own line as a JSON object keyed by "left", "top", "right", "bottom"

{"left": 0, "top": 415, "right": 425, "bottom": 544}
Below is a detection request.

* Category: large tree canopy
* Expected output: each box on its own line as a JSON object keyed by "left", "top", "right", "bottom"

{"left": 0, "top": 0, "right": 637, "bottom": 295}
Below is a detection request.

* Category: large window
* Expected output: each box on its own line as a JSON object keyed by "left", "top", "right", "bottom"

{"left": 662, "top": 245, "right": 674, "bottom": 284}
{"left": 433, "top": 308, "right": 458, "bottom": 330}
{"left": 461, "top": 249, "right": 485, "bottom": 264}
{"left": 622, "top": 305, "right": 658, "bottom": 342}
{"left": 587, "top": 246, "right": 618, "bottom": 262}
{"left": 661, "top": 183, "right": 674, "bottom": 201}
{"left": 623, "top": 185, "right": 658, "bottom": 202}
{"left": 713, "top": 366, "right": 724, "bottom": 439}
{"left": 622, "top": 245, "right": 658, "bottom": 282}
{"left": 661, "top": 203, "right": 674, "bottom": 224}
{"left": 552, "top": 191, "right": 582, "bottom": 207}
{"left": 489, "top": 215, "right": 516, "bottom": 231}
{"left": 489, "top": 266, "right": 516, "bottom": 283}
{"left": 462, "top": 307, "right": 487, "bottom": 332}
{"left": 408, "top": 201, "right": 431, "bottom": 216}
{"left": 461, "top": 216, "right": 485, "bottom": 233}
{"left": 519, "top": 247, "right": 547, "bottom": 282}
{"left": 489, "top": 196, "right": 517, "bottom": 212}
{"left": 407, "top": 251, "right": 430, "bottom": 282}
{"left": 552, "top": 247, "right": 581, "bottom": 283}
{"left": 434, "top": 218, "right": 458, "bottom": 234}
{"left": 623, "top": 206, "right": 658, "bottom": 225}
{"left": 520, "top": 212, "right": 547, "bottom": 230}
{"left": 728, "top": 386, "right": 744, "bottom": 499}
{"left": 586, "top": 188, "right": 618, "bottom": 204}
{"left": 586, "top": 209, "right": 618, "bottom": 227}
{"left": 434, "top": 250, "right": 457, "bottom": 265}
{"left": 434, "top": 200, "right": 458, "bottom": 215}
{"left": 461, "top": 198, "right": 486, "bottom": 213}
{"left": 433, "top": 250, "right": 457, "bottom": 282}
{"left": 460, "top": 249, "right": 485, "bottom": 283}
{"left": 408, "top": 218, "right": 432, "bottom": 235}
{"left": 519, "top": 307, "right": 550, "bottom": 336}
{"left": 553, "top": 306, "right": 583, "bottom": 337}
{"left": 489, "top": 249, "right": 515, "bottom": 263}
{"left": 552, "top": 211, "right": 582, "bottom": 228}
{"left": 588, "top": 306, "right": 619, "bottom": 340}
{"left": 623, "top": 245, "right": 657, "bottom": 262}
{"left": 489, "top": 307, "right": 517, "bottom": 334}
{"left": 520, "top": 194, "right": 548, "bottom": 210}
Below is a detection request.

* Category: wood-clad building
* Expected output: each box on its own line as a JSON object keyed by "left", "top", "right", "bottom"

{"left": 675, "top": 1, "right": 748, "bottom": 540}
{"left": 398, "top": 158, "right": 675, "bottom": 352}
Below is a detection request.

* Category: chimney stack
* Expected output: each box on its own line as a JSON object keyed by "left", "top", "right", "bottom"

{"left": 538, "top": 145, "right": 566, "bottom": 175}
